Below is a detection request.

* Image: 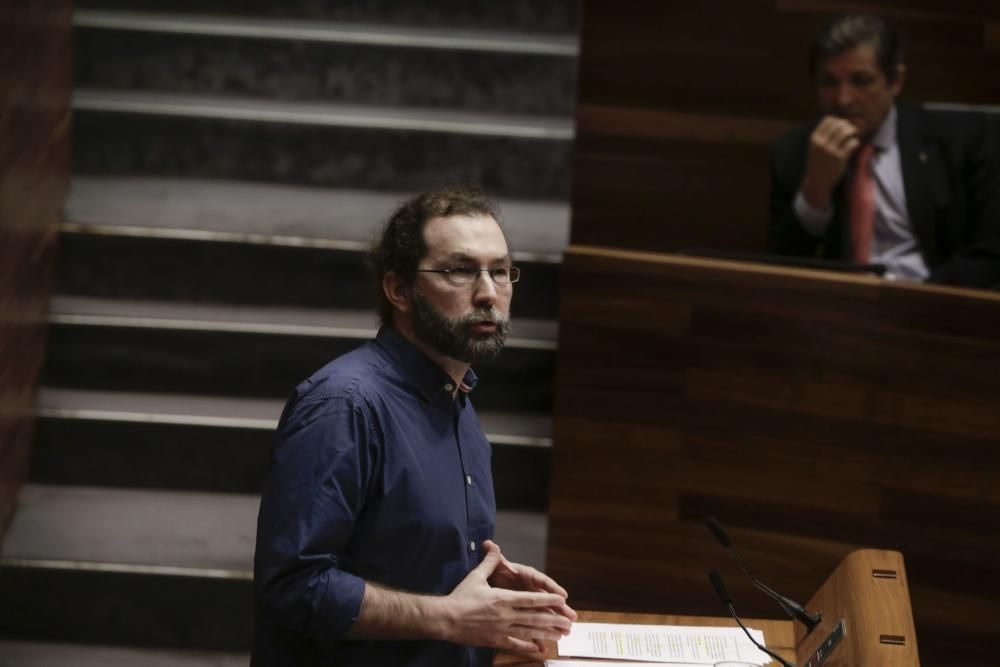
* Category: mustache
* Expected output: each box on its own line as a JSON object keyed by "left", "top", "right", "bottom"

{"left": 457, "top": 308, "right": 509, "bottom": 327}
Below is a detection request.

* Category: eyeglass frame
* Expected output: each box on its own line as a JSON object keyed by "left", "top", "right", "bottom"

{"left": 415, "top": 266, "right": 520, "bottom": 285}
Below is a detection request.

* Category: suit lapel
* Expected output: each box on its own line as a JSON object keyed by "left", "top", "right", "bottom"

{"left": 897, "top": 105, "right": 939, "bottom": 263}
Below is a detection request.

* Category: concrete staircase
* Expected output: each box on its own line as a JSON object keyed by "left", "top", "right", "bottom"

{"left": 0, "top": 2, "right": 578, "bottom": 663}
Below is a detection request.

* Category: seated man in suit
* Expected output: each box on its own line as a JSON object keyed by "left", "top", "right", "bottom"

{"left": 768, "top": 12, "right": 1000, "bottom": 288}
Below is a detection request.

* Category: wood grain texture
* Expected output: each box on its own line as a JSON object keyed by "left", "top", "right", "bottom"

{"left": 796, "top": 549, "right": 918, "bottom": 667}
{"left": 547, "top": 246, "right": 1000, "bottom": 667}
{"left": 0, "top": 4, "right": 72, "bottom": 543}
{"left": 571, "top": 1, "right": 1000, "bottom": 255}
{"left": 776, "top": 1, "right": 1000, "bottom": 24}
{"left": 988, "top": 22, "right": 1000, "bottom": 49}
{"left": 495, "top": 610, "right": 795, "bottom": 666}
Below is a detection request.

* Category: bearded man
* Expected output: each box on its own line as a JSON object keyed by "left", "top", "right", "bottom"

{"left": 252, "top": 186, "right": 576, "bottom": 666}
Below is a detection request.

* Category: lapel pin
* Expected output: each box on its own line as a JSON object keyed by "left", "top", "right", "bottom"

{"left": 919, "top": 151, "right": 927, "bottom": 163}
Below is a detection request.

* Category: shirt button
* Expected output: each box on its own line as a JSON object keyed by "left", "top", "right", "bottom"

{"left": 469, "top": 541, "right": 476, "bottom": 552}
{"left": 466, "top": 475, "right": 472, "bottom": 486}
{"left": 444, "top": 383, "right": 454, "bottom": 392}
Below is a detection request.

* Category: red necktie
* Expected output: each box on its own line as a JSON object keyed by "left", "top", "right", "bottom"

{"left": 849, "top": 142, "right": 876, "bottom": 264}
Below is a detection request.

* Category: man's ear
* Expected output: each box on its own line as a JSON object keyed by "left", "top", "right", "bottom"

{"left": 890, "top": 63, "right": 906, "bottom": 97}
{"left": 383, "top": 271, "right": 412, "bottom": 315}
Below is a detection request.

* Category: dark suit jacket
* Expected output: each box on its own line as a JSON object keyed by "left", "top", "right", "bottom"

{"left": 768, "top": 104, "right": 1000, "bottom": 288}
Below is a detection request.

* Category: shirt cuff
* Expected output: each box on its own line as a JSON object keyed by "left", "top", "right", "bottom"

{"left": 793, "top": 191, "right": 834, "bottom": 237}
{"left": 311, "top": 568, "right": 367, "bottom": 651}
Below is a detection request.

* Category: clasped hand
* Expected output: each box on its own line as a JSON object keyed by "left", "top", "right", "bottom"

{"left": 802, "top": 115, "right": 861, "bottom": 210}
{"left": 442, "top": 539, "right": 577, "bottom": 654}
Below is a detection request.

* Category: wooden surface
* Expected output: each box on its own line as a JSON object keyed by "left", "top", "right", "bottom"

{"left": 0, "top": 4, "right": 72, "bottom": 543}
{"left": 496, "top": 610, "right": 795, "bottom": 666}
{"left": 571, "top": 1, "right": 1000, "bottom": 255}
{"left": 796, "top": 549, "right": 918, "bottom": 667}
{"left": 546, "top": 246, "right": 1000, "bottom": 667}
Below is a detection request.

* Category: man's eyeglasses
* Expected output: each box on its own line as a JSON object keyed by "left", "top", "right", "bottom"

{"left": 416, "top": 266, "right": 520, "bottom": 285}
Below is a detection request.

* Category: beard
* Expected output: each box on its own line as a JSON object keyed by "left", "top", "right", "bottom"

{"left": 409, "top": 290, "right": 511, "bottom": 364}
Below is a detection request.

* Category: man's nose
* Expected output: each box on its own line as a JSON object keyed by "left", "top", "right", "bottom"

{"left": 835, "top": 82, "right": 855, "bottom": 108}
{"left": 472, "top": 271, "right": 499, "bottom": 307}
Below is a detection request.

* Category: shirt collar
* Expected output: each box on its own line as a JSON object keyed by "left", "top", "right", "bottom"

{"left": 375, "top": 326, "right": 478, "bottom": 407}
{"left": 871, "top": 104, "right": 897, "bottom": 152}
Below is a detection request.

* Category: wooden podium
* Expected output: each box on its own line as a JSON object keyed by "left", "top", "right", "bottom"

{"left": 497, "top": 548, "right": 919, "bottom": 666}
{"left": 796, "top": 549, "right": 918, "bottom": 666}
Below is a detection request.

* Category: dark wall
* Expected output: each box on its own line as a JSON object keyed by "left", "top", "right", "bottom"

{"left": 0, "top": 3, "right": 73, "bottom": 542}
{"left": 570, "top": 0, "right": 1000, "bottom": 254}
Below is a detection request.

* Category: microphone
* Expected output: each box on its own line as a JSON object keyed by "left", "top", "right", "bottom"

{"left": 709, "top": 570, "right": 795, "bottom": 667}
{"left": 705, "top": 517, "right": 821, "bottom": 633}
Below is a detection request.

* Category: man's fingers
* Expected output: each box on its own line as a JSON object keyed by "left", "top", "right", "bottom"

{"left": 818, "top": 115, "right": 855, "bottom": 136}
{"left": 482, "top": 539, "right": 521, "bottom": 575}
{"left": 443, "top": 579, "right": 574, "bottom": 652}
{"left": 471, "top": 546, "right": 501, "bottom": 578}
{"left": 842, "top": 136, "right": 861, "bottom": 156}
{"left": 550, "top": 601, "right": 579, "bottom": 622}
{"left": 484, "top": 540, "right": 521, "bottom": 576}
{"left": 816, "top": 126, "right": 858, "bottom": 156}
{"left": 509, "top": 624, "right": 564, "bottom": 642}
{"left": 814, "top": 116, "right": 849, "bottom": 141}
{"left": 516, "top": 565, "right": 569, "bottom": 597}
{"left": 500, "top": 604, "right": 574, "bottom": 633}
{"left": 498, "top": 635, "right": 544, "bottom": 654}
{"left": 500, "top": 599, "right": 575, "bottom": 632}
{"left": 830, "top": 129, "right": 860, "bottom": 157}
{"left": 499, "top": 590, "right": 569, "bottom": 609}
{"left": 514, "top": 594, "right": 577, "bottom": 631}
{"left": 813, "top": 117, "right": 859, "bottom": 153}
{"left": 512, "top": 611, "right": 573, "bottom": 634}
{"left": 832, "top": 127, "right": 859, "bottom": 152}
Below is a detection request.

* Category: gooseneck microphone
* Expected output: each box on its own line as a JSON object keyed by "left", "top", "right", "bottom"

{"left": 708, "top": 570, "right": 796, "bottom": 667}
{"left": 705, "top": 517, "right": 821, "bottom": 633}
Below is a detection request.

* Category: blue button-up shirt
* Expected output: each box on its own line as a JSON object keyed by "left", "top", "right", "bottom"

{"left": 252, "top": 326, "right": 497, "bottom": 666}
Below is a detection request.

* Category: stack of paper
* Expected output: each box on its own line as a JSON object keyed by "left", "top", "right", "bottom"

{"left": 547, "top": 622, "right": 772, "bottom": 666}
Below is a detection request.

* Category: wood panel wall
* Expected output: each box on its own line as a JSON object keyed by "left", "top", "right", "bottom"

{"left": 571, "top": 0, "right": 1000, "bottom": 254}
{"left": 0, "top": 3, "right": 73, "bottom": 543}
{"left": 547, "top": 246, "right": 1000, "bottom": 667}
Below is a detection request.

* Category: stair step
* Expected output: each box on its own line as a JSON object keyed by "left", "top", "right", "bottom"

{"left": 73, "top": 107, "right": 571, "bottom": 200}
{"left": 66, "top": 177, "right": 570, "bottom": 260}
{"left": 0, "top": 641, "right": 247, "bottom": 667}
{"left": 0, "top": 485, "right": 546, "bottom": 649}
{"left": 59, "top": 178, "right": 565, "bottom": 319}
{"left": 41, "top": 296, "right": 556, "bottom": 418}
{"left": 31, "top": 387, "right": 552, "bottom": 509}
{"left": 74, "top": 10, "right": 579, "bottom": 55}
{"left": 0, "top": 564, "right": 252, "bottom": 650}
{"left": 1, "top": 484, "right": 546, "bottom": 577}
{"left": 46, "top": 296, "right": 557, "bottom": 345}
{"left": 75, "top": 0, "right": 581, "bottom": 34}
{"left": 1, "top": 485, "right": 256, "bottom": 572}
{"left": 36, "top": 387, "right": 553, "bottom": 444}
{"left": 0, "top": 485, "right": 254, "bottom": 649}
{"left": 74, "top": 16, "right": 576, "bottom": 117}
{"left": 74, "top": 89, "right": 574, "bottom": 139}
{"left": 54, "top": 226, "right": 561, "bottom": 318}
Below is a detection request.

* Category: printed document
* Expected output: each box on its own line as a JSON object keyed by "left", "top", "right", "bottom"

{"left": 554, "top": 622, "right": 771, "bottom": 664}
